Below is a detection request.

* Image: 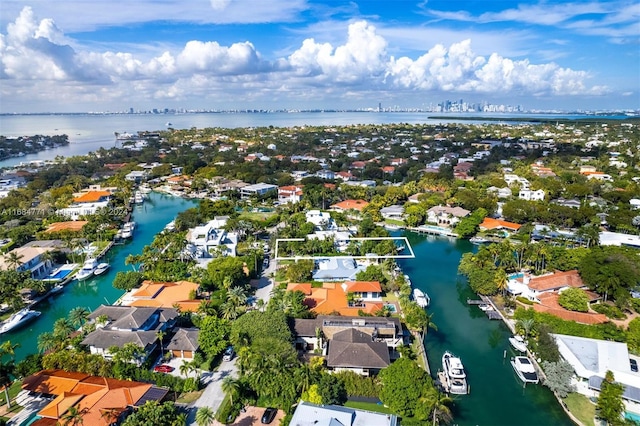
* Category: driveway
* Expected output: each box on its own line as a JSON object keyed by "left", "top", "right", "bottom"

{"left": 187, "top": 358, "right": 239, "bottom": 425}
{"left": 251, "top": 258, "right": 277, "bottom": 305}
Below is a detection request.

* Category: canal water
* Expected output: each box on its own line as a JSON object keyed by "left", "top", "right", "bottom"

{"left": 1, "top": 192, "right": 197, "bottom": 362}
{"left": 399, "top": 231, "right": 573, "bottom": 426}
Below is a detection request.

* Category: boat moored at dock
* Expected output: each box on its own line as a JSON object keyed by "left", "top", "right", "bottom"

{"left": 509, "top": 335, "right": 528, "bottom": 352}
{"left": 75, "top": 258, "right": 98, "bottom": 281}
{"left": 94, "top": 262, "right": 111, "bottom": 276}
{"left": 442, "top": 351, "right": 469, "bottom": 395}
{"left": 511, "top": 356, "right": 539, "bottom": 384}
{"left": 0, "top": 308, "right": 42, "bottom": 334}
{"left": 413, "top": 288, "right": 430, "bottom": 308}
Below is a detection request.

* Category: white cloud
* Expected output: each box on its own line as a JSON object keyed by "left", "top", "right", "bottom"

{"left": 0, "top": 7, "right": 609, "bottom": 111}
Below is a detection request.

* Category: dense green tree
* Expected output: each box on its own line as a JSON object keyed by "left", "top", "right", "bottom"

{"left": 230, "top": 310, "right": 292, "bottom": 348}
{"left": 122, "top": 401, "right": 184, "bottom": 426}
{"left": 197, "top": 316, "right": 230, "bottom": 359}
{"left": 579, "top": 246, "right": 640, "bottom": 304}
{"left": 285, "top": 259, "right": 314, "bottom": 282}
{"left": 205, "top": 256, "right": 246, "bottom": 290}
{"left": 379, "top": 357, "right": 431, "bottom": 417}
{"left": 541, "top": 360, "right": 576, "bottom": 397}
{"left": 317, "top": 373, "right": 347, "bottom": 405}
{"left": 596, "top": 371, "right": 625, "bottom": 426}
{"left": 112, "top": 271, "right": 144, "bottom": 291}
{"left": 455, "top": 207, "right": 488, "bottom": 239}
{"left": 558, "top": 288, "right": 589, "bottom": 313}
{"left": 536, "top": 325, "right": 561, "bottom": 363}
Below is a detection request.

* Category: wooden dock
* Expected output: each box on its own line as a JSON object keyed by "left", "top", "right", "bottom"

{"left": 468, "top": 296, "right": 502, "bottom": 320}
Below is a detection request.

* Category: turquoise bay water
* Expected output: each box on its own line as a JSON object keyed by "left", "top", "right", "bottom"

{"left": 399, "top": 232, "right": 572, "bottom": 426}
{"left": 1, "top": 192, "right": 197, "bottom": 362}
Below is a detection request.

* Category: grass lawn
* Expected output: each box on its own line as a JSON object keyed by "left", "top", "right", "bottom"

{"left": 176, "top": 390, "right": 204, "bottom": 404}
{"left": 411, "top": 337, "right": 427, "bottom": 371}
{"left": 383, "top": 292, "right": 399, "bottom": 303}
{"left": 384, "top": 219, "right": 405, "bottom": 226}
{"left": 237, "top": 211, "right": 277, "bottom": 222}
{"left": 344, "top": 400, "right": 394, "bottom": 415}
{"left": 563, "top": 393, "right": 595, "bottom": 426}
{"left": 0, "top": 381, "right": 23, "bottom": 407}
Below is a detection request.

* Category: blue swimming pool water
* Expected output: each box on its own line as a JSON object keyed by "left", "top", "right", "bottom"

{"left": 626, "top": 411, "right": 640, "bottom": 422}
{"left": 509, "top": 272, "right": 524, "bottom": 279}
{"left": 49, "top": 269, "right": 73, "bottom": 279}
{"left": 383, "top": 303, "right": 397, "bottom": 313}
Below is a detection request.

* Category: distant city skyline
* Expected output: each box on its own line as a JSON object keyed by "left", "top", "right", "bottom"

{"left": 1, "top": 0, "right": 638, "bottom": 113}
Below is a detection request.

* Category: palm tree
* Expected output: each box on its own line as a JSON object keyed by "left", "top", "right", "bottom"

{"left": 220, "top": 302, "right": 240, "bottom": 320}
{"left": 4, "top": 251, "right": 23, "bottom": 270}
{"left": 38, "top": 332, "right": 61, "bottom": 353}
{"left": 53, "top": 318, "right": 75, "bottom": 339}
{"left": 222, "top": 276, "right": 233, "bottom": 291}
{"left": 226, "top": 286, "right": 248, "bottom": 307}
{"left": 517, "top": 318, "right": 535, "bottom": 339}
{"left": 195, "top": 406, "right": 215, "bottom": 426}
{"left": 0, "top": 341, "right": 18, "bottom": 409}
{"left": 68, "top": 307, "right": 90, "bottom": 329}
{"left": 179, "top": 360, "right": 192, "bottom": 378}
{"left": 426, "top": 390, "right": 453, "bottom": 426}
{"left": 221, "top": 376, "right": 240, "bottom": 405}
{"left": 494, "top": 268, "right": 509, "bottom": 297}
{"left": 156, "top": 330, "right": 166, "bottom": 358}
{"left": 60, "top": 406, "right": 87, "bottom": 425}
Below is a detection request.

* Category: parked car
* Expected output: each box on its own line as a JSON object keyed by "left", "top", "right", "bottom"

{"left": 223, "top": 346, "right": 235, "bottom": 361}
{"left": 154, "top": 364, "right": 174, "bottom": 373}
{"left": 261, "top": 407, "right": 277, "bottom": 424}
{"left": 631, "top": 359, "right": 638, "bottom": 372}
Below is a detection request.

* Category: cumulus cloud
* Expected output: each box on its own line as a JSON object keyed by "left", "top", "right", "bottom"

{"left": 0, "top": 7, "right": 608, "bottom": 110}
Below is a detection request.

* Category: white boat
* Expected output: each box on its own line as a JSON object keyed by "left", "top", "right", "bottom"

{"left": 94, "top": 263, "right": 110, "bottom": 276}
{"left": 413, "top": 288, "right": 430, "bottom": 308}
{"left": 121, "top": 222, "right": 135, "bottom": 239}
{"left": 164, "top": 220, "right": 176, "bottom": 232}
{"left": 509, "top": 335, "right": 528, "bottom": 352}
{"left": 442, "top": 351, "right": 468, "bottom": 395}
{"left": 50, "top": 284, "right": 64, "bottom": 294}
{"left": 0, "top": 308, "right": 42, "bottom": 334}
{"left": 479, "top": 304, "right": 493, "bottom": 311}
{"left": 139, "top": 185, "right": 152, "bottom": 194}
{"left": 511, "top": 356, "right": 539, "bottom": 384}
{"left": 76, "top": 258, "right": 98, "bottom": 281}
{"left": 470, "top": 236, "right": 490, "bottom": 244}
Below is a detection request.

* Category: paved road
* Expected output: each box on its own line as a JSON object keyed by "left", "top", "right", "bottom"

{"left": 187, "top": 358, "right": 239, "bottom": 425}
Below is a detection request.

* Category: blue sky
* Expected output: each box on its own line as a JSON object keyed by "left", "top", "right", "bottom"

{"left": 0, "top": 0, "right": 638, "bottom": 113}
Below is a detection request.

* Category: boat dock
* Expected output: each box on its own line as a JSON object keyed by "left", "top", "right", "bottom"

{"left": 409, "top": 225, "right": 458, "bottom": 238}
{"left": 467, "top": 296, "right": 502, "bottom": 320}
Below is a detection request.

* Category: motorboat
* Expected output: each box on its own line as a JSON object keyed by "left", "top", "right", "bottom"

{"left": 479, "top": 304, "right": 493, "bottom": 311}
{"left": 0, "top": 308, "right": 42, "bottom": 334}
{"left": 164, "top": 220, "right": 176, "bottom": 232}
{"left": 121, "top": 222, "right": 135, "bottom": 239}
{"left": 442, "top": 351, "right": 468, "bottom": 395}
{"left": 509, "top": 335, "right": 528, "bottom": 352}
{"left": 511, "top": 356, "right": 539, "bottom": 384}
{"left": 413, "top": 288, "right": 430, "bottom": 308}
{"left": 470, "top": 236, "right": 490, "bottom": 244}
{"left": 76, "top": 258, "right": 98, "bottom": 281}
{"left": 50, "top": 284, "right": 64, "bottom": 294}
{"left": 94, "top": 262, "right": 110, "bottom": 276}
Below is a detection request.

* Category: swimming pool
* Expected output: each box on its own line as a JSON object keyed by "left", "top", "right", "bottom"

{"left": 509, "top": 272, "right": 524, "bottom": 279}
{"left": 626, "top": 411, "right": 640, "bottom": 423}
{"left": 383, "top": 303, "right": 397, "bottom": 313}
{"left": 44, "top": 266, "right": 75, "bottom": 281}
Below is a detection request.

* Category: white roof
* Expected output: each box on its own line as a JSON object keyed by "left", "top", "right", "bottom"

{"left": 553, "top": 334, "right": 640, "bottom": 389}
{"left": 289, "top": 401, "right": 397, "bottom": 426}
{"left": 599, "top": 231, "right": 640, "bottom": 248}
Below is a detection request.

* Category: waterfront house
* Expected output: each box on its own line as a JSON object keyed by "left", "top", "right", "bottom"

{"left": 290, "top": 401, "right": 398, "bottom": 426}
{"left": 380, "top": 205, "right": 405, "bottom": 221}
{"left": 0, "top": 245, "right": 56, "bottom": 279}
{"left": 82, "top": 305, "right": 178, "bottom": 364}
{"left": 426, "top": 205, "right": 470, "bottom": 227}
{"left": 57, "top": 200, "right": 109, "bottom": 220}
{"left": 22, "top": 369, "right": 169, "bottom": 426}
{"left": 125, "top": 280, "right": 201, "bottom": 312}
{"left": 553, "top": 334, "right": 640, "bottom": 415}
{"left": 479, "top": 218, "right": 521, "bottom": 233}
{"left": 166, "top": 327, "right": 200, "bottom": 359}
{"left": 43, "top": 221, "right": 88, "bottom": 235}
{"left": 311, "top": 257, "right": 367, "bottom": 282}
{"left": 125, "top": 170, "right": 149, "bottom": 183}
{"left": 508, "top": 269, "right": 586, "bottom": 303}
{"left": 72, "top": 190, "right": 111, "bottom": 204}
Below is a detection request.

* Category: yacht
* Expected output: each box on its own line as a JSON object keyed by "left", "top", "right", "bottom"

{"left": 442, "top": 351, "right": 468, "bottom": 395}
{"left": 121, "top": 222, "right": 135, "bottom": 239}
{"left": 511, "top": 356, "right": 539, "bottom": 384}
{"left": 413, "top": 288, "right": 430, "bottom": 308}
{"left": 509, "top": 335, "right": 528, "bottom": 352}
{"left": 76, "top": 258, "right": 98, "bottom": 281}
{"left": 470, "top": 236, "right": 490, "bottom": 244}
{"left": 0, "top": 308, "right": 42, "bottom": 334}
{"left": 94, "top": 262, "right": 110, "bottom": 276}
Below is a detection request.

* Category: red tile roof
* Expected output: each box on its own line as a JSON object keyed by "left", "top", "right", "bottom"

{"left": 330, "top": 199, "right": 369, "bottom": 212}
{"left": 528, "top": 270, "right": 584, "bottom": 292}
{"left": 534, "top": 292, "right": 607, "bottom": 324}
{"left": 73, "top": 191, "right": 111, "bottom": 203}
{"left": 479, "top": 218, "right": 522, "bottom": 231}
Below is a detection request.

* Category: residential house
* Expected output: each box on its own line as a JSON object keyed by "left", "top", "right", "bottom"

{"left": 240, "top": 183, "right": 277, "bottom": 199}
{"left": 125, "top": 170, "right": 149, "bottom": 183}
{"left": 125, "top": 280, "right": 200, "bottom": 312}
{"left": 289, "top": 401, "right": 398, "bottom": 426}
{"left": 553, "top": 334, "right": 640, "bottom": 415}
{"left": 287, "top": 280, "right": 383, "bottom": 316}
{"left": 72, "top": 190, "right": 111, "bottom": 204}
{"left": 408, "top": 193, "right": 424, "bottom": 203}
{"left": 166, "top": 328, "right": 200, "bottom": 359}
{"left": 186, "top": 218, "right": 238, "bottom": 257}
{"left": 0, "top": 245, "right": 56, "bottom": 279}
{"left": 519, "top": 189, "right": 545, "bottom": 201}
{"left": 380, "top": 205, "right": 405, "bottom": 221}
{"left": 22, "top": 369, "right": 169, "bottom": 426}
{"left": 315, "top": 169, "right": 336, "bottom": 180}
{"left": 553, "top": 198, "right": 582, "bottom": 209}
{"left": 487, "top": 186, "right": 512, "bottom": 199}
{"left": 43, "top": 221, "right": 88, "bottom": 234}
{"left": 583, "top": 171, "right": 613, "bottom": 181}
{"left": 330, "top": 199, "right": 369, "bottom": 214}
{"left": 531, "top": 163, "right": 556, "bottom": 177}
{"left": 479, "top": 218, "right": 522, "bottom": 233}
{"left": 278, "top": 185, "right": 304, "bottom": 204}
{"left": 507, "top": 269, "right": 586, "bottom": 303}
{"left": 311, "top": 257, "right": 367, "bottom": 282}
{"left": 599, "top": 231, "right": 640, "bottom": 249}
{"left": 82, "top": 305, "right": 178, "bottom": 364}
{"left": 426, "top": 205, "right": 470, "bottom": 227}
{"left": 305, "top": 210, "right": 335, "bottom": 230}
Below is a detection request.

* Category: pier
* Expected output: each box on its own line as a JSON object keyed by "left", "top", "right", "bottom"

{"left": 467, "top": 296, "right": 502, "bottom": 320}
{"left": 409, "top": 225, "right": 458, "bottom": 238}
